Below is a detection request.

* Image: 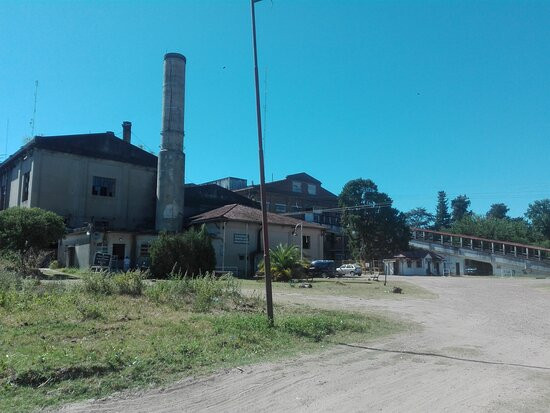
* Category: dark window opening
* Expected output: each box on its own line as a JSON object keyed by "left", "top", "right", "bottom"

{"left": 140, "top": 243, "right": 150, "bottom": 257}
{"left": 22, "top": 172, "right": 30, "bottom": 202}
{"left": 302, "top": 235, "right": 311, "bottom": 250}
{"left": 92, "top": 176, "right": 116, "bottom": 197}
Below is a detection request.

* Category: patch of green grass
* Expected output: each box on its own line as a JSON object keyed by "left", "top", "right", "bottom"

{"left": 241, "top": 278, "right": 437, "bottom": 299}
{"left": 0, "top": 273, "right": 403, "bottom": 412}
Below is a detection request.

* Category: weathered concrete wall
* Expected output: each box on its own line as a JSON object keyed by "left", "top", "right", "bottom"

{"left": 28, "top": 149, "right": 156, "bottom": 229}
{"left": 156, "top": 53, "right": 186, "bottom": 232}
{"left": 204, "top": 221, "right": 324, "bottom": 277}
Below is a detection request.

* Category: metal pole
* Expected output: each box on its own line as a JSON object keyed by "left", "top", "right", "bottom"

{"left": 251, "top": 0, "right": 274, "bottom": 325}
{"left": 300, "top": 223, "right": 303, "bottom": 261}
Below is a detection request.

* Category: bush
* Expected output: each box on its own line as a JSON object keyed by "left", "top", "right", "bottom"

{"left": 113, "top": 271, "right": 143, "bottom": 296}
{"left": 82, "top": 271, "right": 144, "bottom": 296}
{"left": 146, "top": 274, "right": 242, "bottom": 312}
{"left": 81, "top": 273, "right": 115, "bottom": 295}
{"left": 258, "top": 244, "right": 306, "bottom": 282}
{"left": 149, "top": 225, "right": 216, "bottom": 278}
{"left": 0, "top": 207, "right": 65, "bottom": 273}
{"left": 49, "top": 260, "right": 60, "bottom": 269}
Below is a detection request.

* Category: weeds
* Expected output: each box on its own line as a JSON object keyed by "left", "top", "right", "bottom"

{"left": 0, "top": 270, "right": 403, "bottom": 412}
{"left": 146, "top": 273, "right": 242, "bottom": 312}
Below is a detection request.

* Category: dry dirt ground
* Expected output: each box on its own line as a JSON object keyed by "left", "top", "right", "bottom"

{"left": 59, "top": 276, "right": 550, "bottom": 413}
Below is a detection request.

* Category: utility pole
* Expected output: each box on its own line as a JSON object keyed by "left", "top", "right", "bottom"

{"left": 30, "top": 81, "right": 38, "bottom": 137}
{"left": 250, "top": 0, "right": 274, "bottom": 325}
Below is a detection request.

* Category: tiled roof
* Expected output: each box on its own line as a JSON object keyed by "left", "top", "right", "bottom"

{"left": 393, "top": 250, "right": 445, "bottom": 260}
{"left": 188, "top": 203, "right": 324, "bottom": 229}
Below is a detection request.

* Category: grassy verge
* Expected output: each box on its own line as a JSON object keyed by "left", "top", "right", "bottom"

{"left": 241, "top": 278, "right": 437, "bottom": 299}
{"left": 0, "top": 272, "right": 403, "bottom": 412}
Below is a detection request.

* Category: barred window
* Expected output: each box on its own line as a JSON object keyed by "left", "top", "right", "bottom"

{"left": 92, "top": 176, "right": 116, "bottom": 197}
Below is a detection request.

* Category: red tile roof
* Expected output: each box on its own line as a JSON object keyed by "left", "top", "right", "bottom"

{"left": 188, "top": 204, "right": 324, "bottom": 229}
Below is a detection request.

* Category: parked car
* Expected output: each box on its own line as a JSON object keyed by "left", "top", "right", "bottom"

{"left": 465, "top": 266, "right": 477, "bottom": 275}
{"left": 336, "top": 263, "right": 362, "bottom": 277}
{"left": 308, "top": 260, "right": 336, "bottom": 278}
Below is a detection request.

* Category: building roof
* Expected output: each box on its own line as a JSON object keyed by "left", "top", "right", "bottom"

{"left": 0, "top": 132, "right": 158, "bottom": 170}
{"left": 392, "top": 250, "right": 445, "bottom": 260}
{"left": 234, "top": 172, "right": 337, "bottom": 199}
{"left": 188, "top": 203, "right": 325, "bottom": 229}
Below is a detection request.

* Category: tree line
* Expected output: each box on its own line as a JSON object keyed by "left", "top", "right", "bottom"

{"left": 338, "top": 179, "right": 550, "bottom": 263}
{"left": 404, "top": 192, "right": 550, "bottom": 248}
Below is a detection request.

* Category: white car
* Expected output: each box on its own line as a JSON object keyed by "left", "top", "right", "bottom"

{"left": 336, "top": 263, "right": 362, "bottom": 277}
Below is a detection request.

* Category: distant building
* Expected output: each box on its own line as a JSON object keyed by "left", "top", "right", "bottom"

{"left": 235, "top": 172, "right": 348, "bottom": 260}
{"left": 202, "top": 177, "right": 248, "bottom": 191}
{"left": 383, "top": 250, "right": 446, "bottom": 276}
{"left": 188, "top": 203, "right": 324, "bottom": 277}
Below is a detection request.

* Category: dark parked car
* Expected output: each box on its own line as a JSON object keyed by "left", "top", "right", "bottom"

{"left": 308, "top": 260, "right": 336, "bottom": 278}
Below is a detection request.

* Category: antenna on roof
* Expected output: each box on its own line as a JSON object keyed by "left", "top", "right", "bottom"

{"left": 29, "top": 80, "right": 38, "bottom": 137}
{"left": 0, "top": 119, "right": 8, "bottom": 161}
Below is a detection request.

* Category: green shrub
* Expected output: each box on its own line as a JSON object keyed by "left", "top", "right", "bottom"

{"left": 113, "top": 271, "right": 143, "bottom": 296}
{"left": 149, "top": 225, "right": 216, "bottom": 278}
{"left": 146, "top": 274, "right": 242, "bottom": 312}
{"left": 258, "top": 244, "right": 305, "bottom": 282}
{"left": 82, "top": 273, "right": 115, "bottom": 295}
{"left": 49, "top": 260, "right": 60, "bottom": 269}
{"left": 76, "top": 300, "right": 104, "bottom": 320}
{"left": 0, "top": 207, "right": 65, "bottom": 273}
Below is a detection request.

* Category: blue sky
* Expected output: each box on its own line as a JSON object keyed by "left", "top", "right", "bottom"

{"left": 1, "top": 0, "right": 549, "bottom": 217}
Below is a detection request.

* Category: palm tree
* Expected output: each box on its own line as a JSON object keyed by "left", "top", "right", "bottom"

{"left": 258, "top": 244, "right": 302, "bottom": 281}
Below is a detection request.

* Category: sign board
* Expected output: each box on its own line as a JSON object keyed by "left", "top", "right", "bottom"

{"left": 233, "top": 233, "right": 249, "bottom": 244}
{"left": 93, "top": 252, "right": 111, "bottom": 267}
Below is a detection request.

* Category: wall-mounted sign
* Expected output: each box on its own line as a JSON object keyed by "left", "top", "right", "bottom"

{"left": 233, "top": 233, "right": 249, "bottom": 244}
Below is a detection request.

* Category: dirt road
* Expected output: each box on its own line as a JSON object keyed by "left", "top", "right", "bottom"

{"left": 59, "top": 276, "right": 550, "bottom": 412}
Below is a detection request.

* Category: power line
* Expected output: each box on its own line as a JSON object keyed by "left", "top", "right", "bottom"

{"left": 281, "top": 202, "right": 393, "bottom": 216}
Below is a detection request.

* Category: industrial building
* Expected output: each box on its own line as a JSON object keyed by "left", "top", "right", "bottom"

{"left": 0, "top": 52, "right": 326, "bottom": 272}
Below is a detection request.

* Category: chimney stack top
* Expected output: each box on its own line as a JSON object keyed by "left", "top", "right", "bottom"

{"left": 122, "top": 121, "right": 132, "bottom": 143}
{"left": 164, "top": 52, "right": 186, "bottom": 62}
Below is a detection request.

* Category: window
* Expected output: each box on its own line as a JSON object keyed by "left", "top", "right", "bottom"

{"left": 302, "top": 235, "right": 311, "bottom": 250}
{"left": 292, "top": 181, "right": 301, "bottom": 192}
{"left": 92, "top": 176, "right": 116, "bottom": 197}
{"left": 407, "top": 260, "right": 412, "bottom": 268}
{"left": 0, "top": 185, "right": 6, "bottom": 210}
{"left": 96, "top": 242, "right": 108, "bottom": 253}
{"left": 275, "top": 203, "right": 287, "bottom": 213}
{"left": 307, "top": 184, "right": 317, "bottom": 195}
{"left": 140, "top": 243, "right": 150, "bottom": 256}
{"left": 22, "top": 172, "right": 30, "bottom": 202}
{"left": 416, "top": 259, "right": 422, "bottom": 268}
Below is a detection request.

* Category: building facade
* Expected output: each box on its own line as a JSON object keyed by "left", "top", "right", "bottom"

{"left": 234, "top": 172, "right": 347, "bottom": 260}
{"left": 0, "top": 132, "right": 157, "bottom": 231}
{"left": 188, "top": 203, "right": 325, "bottom": 277}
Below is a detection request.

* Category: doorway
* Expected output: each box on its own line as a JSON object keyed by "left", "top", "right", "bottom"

{"left": 455, "top": 262, "right": 460, "bottom": 276}
{"left": 67, "top": 247, "right": 75, "bottom": 267}
{"left": 393, "top": 261, "right": 399, "bottom": 275}
{"left": 112, "top": 244, "right": 125, "bottom": 270}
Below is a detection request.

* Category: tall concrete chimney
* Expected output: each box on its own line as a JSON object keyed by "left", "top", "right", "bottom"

{"left": 156, "top": 52, "right": 186, "bottom": 232}
{"left": 122, "top": 121, "right": 132, "bottom": 143}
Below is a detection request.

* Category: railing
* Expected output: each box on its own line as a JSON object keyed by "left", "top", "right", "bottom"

{"left": 411, "top": 228, "right": 550, "bottom": 263}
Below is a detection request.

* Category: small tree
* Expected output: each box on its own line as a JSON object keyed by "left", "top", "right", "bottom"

{"left": 434, "top": 191, "right": 451, "bottom": 229}
{"left": 486, "top": 203, "right": 509, "bottom": 220}
{"left": 525, "top": 199, "right": 550, "bottom": 240}
{"left": 149, "top": 225, "right": 216, "bottom": 278}
{"left": 0, "top": 207, "right": 65, "bottom": 271}
{"left": 404, "top": 207, "right": 434, "bottom": 229}
{"left": 258, "top": 244, "right": 303, "bottom": 282}
{"left": 450, "top": 194, "right": 471, "bottom": 223}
